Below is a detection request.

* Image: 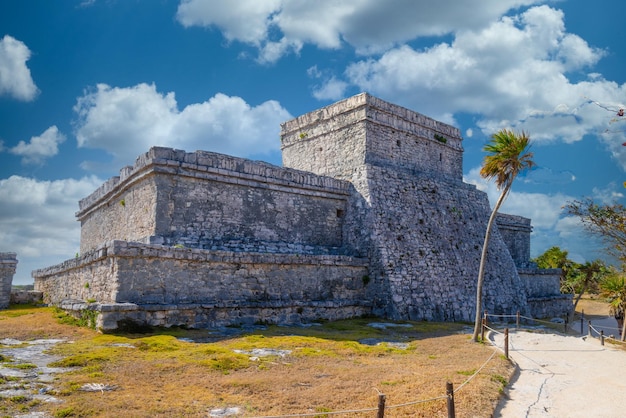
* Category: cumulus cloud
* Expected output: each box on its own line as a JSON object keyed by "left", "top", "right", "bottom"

{"left": 0, "top": 35, "right": 39, "bottom": 101}
{"left": 175, "top": 0, "right": 542, "bottom": 62}
{"left": 0, "top": 175, "right": 103, "bottom": 284}
{"left": 73, "top": 83, "right": 292, "bottom": 167}
{"left": 9, "top": 126, "right": 66, "bottom": 165}
{"left": 462, "top": 166, "right": 606, "bottom": 260}
{"left": 591, "top": 183, "right": 625, "bottom": 204}
{"left": 343, "top": 6, "right": 609, "bottom": 125}
{"left": 308, "top": 65, "right": 348, "bottom": 101}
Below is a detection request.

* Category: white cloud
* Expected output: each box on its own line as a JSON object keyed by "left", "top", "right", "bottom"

{"left": 0, "top": 35, "right": 39, "bottom": 101}
{"left": 176, "top": 0, "right": 282, "bottom": 45}
{"left": 308, "top": 65, "right": 348, "bottom": 101}
{"left": 9, "top": 126, "right": 66, "bottom": 165}
{"left": 463, "top": 166, "right": 607, "bottom": 261}
{"left": 331, "top": 5, "right": 626, "bottom": 170}
{"left": 592, "top": 183, "right": 625, "bottom": 204}
{"left": 73, "top": 83, "right": 292, "bottom": 167}
{"left": 175, "top": 0, "right": 542, "bottom": 62}
{"left": 0, "top": 175, "right": 103, "bottom": 284}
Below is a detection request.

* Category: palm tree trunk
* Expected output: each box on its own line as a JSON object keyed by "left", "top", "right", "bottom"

{"left": 572, "top": 283, "right": 588, "bottom": 314}
{"left": 472, "top": 185, "right": 510, "bottom": 342}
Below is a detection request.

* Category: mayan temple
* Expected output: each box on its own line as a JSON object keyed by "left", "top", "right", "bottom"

{"left": 33, "top": 93, "right": 570, "bottom": 330}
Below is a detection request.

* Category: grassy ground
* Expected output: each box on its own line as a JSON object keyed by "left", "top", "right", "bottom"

{"left": 0, "top": 306, "right": 514, "bottom": 417}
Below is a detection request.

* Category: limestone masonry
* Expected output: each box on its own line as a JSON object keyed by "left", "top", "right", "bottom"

{"left": 1, "top": 253, "right": 18, "bottom": 309}
{"left": 33, "top": 93, "right": 571, "bottom": 330}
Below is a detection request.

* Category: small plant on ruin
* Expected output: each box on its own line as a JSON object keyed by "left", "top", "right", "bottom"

{"left": 434, "top": 134, "right": 447, "bottom": 143}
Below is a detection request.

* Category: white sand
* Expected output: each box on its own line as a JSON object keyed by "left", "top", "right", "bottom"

{"left": 492, "top": 327, "right": 626, "bottom": 417}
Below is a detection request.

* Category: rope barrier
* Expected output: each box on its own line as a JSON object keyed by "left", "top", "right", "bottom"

{"left": 485, "top": 313, "right": 517, "bottom": 318}
{"left": 385, "top": 394, "right": 448, "bottom": 410}
{"left": 248, "top": 342, "right": 503, "bottom": 418}
{"left": 588, "top": 323, "right": 602, "bottom": 338}
{"left": 247, "top": 311, "right": 622, "bottom": 418}
{"left": 249, "top": 405, "right": 378, "bottom": 418}
{"left": 482, "top": 324, "right": 503, "bottom": 335}
{"left": 453, "top": 348, "right": 499, "bottom": 393}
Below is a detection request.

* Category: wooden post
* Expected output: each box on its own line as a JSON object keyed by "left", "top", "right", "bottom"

{"left": 504, "top": 328, "right": 509, "bottom": 360}
{"left": 446, "top": 381, "right": 456, "bottom": 418}
{"left": 600, "top": 330, "right": 605, "bottom": 346}
{"left": 564, "top": 317, "right": 568, "bottom": 333}
{"left": 580, "top": 310, "right": 584, "bottom": 335}
{"left": 516, "top": 311, "right": 520, "bottom": 329}
{"left": 481, "top": 317, "right": 485, "bottom": 342}
{"left": 588, "top": 320, "right": 592, "bottom": 338}
{"left": 377, "top": 393, "right": 386, "bottom": 418}
{"left": 483, "top": 310, "right": 488, "bottom": 326}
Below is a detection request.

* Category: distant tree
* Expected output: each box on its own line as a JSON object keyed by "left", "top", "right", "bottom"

{"left": 533, "top": 246, "right": 570, "bottom": 269}
{"left": 599, "top": 271, "right": 626, "bottom": 341}
{"left": 564, "top": 199, "right": 626, "bottom": 264}
{"left": 532, "top": 246, "right": 574, "bottom": 290}
{"left": 570, "top": 260, "right": 610, "bottom": 312}
{"left": 472, "top": 129, "right": 535, "bottom": 342}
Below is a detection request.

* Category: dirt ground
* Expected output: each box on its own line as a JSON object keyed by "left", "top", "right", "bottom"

{"left": 0, "top": 306, "right": 512, "bottom": 418}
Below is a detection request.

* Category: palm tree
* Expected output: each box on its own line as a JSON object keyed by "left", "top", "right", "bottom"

{"left": 472, "top": 129, "right": 535, "bottom": 342}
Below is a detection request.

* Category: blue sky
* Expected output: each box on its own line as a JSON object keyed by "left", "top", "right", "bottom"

{"left": 1, "top": 0, "right": 625, "bottom": 284}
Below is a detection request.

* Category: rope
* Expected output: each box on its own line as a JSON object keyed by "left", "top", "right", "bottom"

{"left": 588, "top": 323, "right": 602, "bottom": 337}
{"left": 482, "top": 324, "right": 503, "bottom": 335}
{"left": 386, "top": 394, "right": 448, "bottom": 409}
{"left": 485, "top": 313, "right": 517, "bottom": 318}
{"left": 248, "top": 406, "right": 378, "bottom": 417}
{"left": 248, "top": 344, "right": 502, "bottom": 418}
{"left": 454, "top": 348, "right": 499, "bottom": 393}
{"left": 518, "top": 315, "right": 564, "bottom": 327}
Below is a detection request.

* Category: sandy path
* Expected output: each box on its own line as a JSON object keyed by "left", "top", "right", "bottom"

{"left": 492, "top": 329, "right": 626, "bottom": 417}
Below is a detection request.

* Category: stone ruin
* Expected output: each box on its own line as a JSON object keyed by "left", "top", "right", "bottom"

{"left": 0, "top": 253, "right": 18, "bottom": 309}
{"left": 32, "top": 93, "right": 571, "bottom": 330}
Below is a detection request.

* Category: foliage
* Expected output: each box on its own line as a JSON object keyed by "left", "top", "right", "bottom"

{"left": 434, "top": 133, "right": 447, "bottom": 143}
{"left": 54, "top": 308, "right": 98, "bottom": 330}
{"left": 533, "top": 246, "right": 571, "bottom": 269}
{"left": 473, "top": 129, "right": 535, "bottom": 342}
{"left": 533, "top": 246, "right": 576, "bottom": 292}
{"left": 564, "top": 198, "right": 626, "bottom": 263}
{"left": 533, "top": 247, "right": 611, "bottom": 300}
{"left": 599, "top": 273, "right": 626, "bottom": 317}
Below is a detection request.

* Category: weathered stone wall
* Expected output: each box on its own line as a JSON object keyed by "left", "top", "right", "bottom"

{"left": 10, "top": 290, "right": 43, "bottom": 305}
{"left": 34, "top": 93, "right": 570, "bottom": 329}
{"left": 78, "top": 147, "right": 352, "bottom": 254}
{"left": 519, "top": 268, "right": 572, "bottom": 319}
{"left": 281, "top": 93, "right": 463, "bottom": 182}
{"left": 496, "top": 214, "right": 532, "bottom": 268}
{"left": 0, "top": 253, "right": 18, "bottom": 309}
{"left": 282, "top": 93, "right": 529, "bottom": 321}
{"left": 34, "top": 240, "right": 370, "bottom": 330}
{"left": 362, "top": 166, "right": 528, "bottom": 321}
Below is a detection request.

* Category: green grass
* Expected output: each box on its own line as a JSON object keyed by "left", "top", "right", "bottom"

{"left": 7, "top": 363, "right": 37, "bottom": 370}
